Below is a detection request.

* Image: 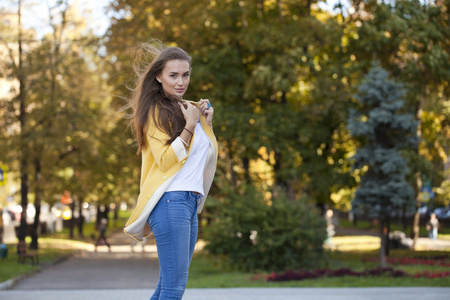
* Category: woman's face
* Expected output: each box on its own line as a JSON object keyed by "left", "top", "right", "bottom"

{"left": 157, "top": 59, "right": 190, "bottom": 97}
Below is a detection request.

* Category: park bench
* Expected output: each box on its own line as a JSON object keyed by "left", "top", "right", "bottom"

{"left": 17, "top": 241, "right": 39, "bottom": 265}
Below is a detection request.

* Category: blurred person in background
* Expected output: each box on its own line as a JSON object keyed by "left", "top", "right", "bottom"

{"left": 325, "top": 209, "right": 335, "bottom": 247}
{"left": 426, "top": 213, "right": 439, "bottom": 240}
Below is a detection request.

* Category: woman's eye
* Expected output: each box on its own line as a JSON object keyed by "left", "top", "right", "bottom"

{"left": 183, "top": 74, "right": 189, "bottom": 78}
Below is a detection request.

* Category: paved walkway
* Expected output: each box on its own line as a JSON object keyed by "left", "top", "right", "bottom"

{"left": 1, "top": 230, "right": 449, "bottom": 300}
{"left": 10, "top": 251, "right": 160, "bottom": 290}
{"left": 2, "top": 287, "right": 450, "bottom": 300}
{"left": 9, "top": 230, "right": 161, "bottom": 290}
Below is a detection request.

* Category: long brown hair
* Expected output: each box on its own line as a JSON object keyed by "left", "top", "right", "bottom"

{"left": 126, "top": 43, "right": 192, "bottom": 153}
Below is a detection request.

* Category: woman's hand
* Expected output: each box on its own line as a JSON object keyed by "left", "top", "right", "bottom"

{"left": 179, "top": 101, "right": 199, "bottom": 131}
{"left": 199, "top": 98, "right": 214, "bottom": 128}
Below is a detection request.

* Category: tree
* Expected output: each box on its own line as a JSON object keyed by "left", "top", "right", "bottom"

{"left": 26, "top": 0, "right": 71, "bottom": 248}
{"left": 347, "top": 0, "right": 450, "bottom": 245}
{"left": 104, "top": 0, "right": 355, "bottom": 208}
{"left": 0, "top": 0, "right": 35, "bottom": 243}
{"left": 102, "top": 1, "right": 448, "bottom": 241}
{"left": 1, "top": 0, "right": 119, "bottom": 246}
{"left": 348, "top": 65, "right": 417, "bottom": 267}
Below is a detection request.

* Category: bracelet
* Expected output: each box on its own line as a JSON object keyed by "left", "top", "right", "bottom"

{"left": 183, "top": 127, "right": 193, "bottom": 136}
{"left": 180, "top": 137, "right": 189, "bottom": 147}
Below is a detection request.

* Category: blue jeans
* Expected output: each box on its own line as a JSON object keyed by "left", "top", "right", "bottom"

{"left": 147, "top": 191, "right": 201, "bottom": 300}
{"left": 429, "top": 228, "right": 438, "bottom": 240}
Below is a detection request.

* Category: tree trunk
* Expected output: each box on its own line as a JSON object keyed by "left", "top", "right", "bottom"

{"left": 411, "top": 172, "right": 422, "bottom": 249}
{"left": 0, "top": 207, "right": 4, "bottom": 244}
{"left": 273, "top": 151, "right": 289, "bottom": 199}
{"left": 69, "top": 199, "right": 75, "bottom": 239}
{"left": 0, "top": 208, "right": 3, "bottom": 244}
{"left": 353, "top": 214, "right": 358, "bottom": 226}
{"left": 411, "top": 86, "right": 425, "bottom": 249}
{"left": 242, "top": 156, "right": 250, "bottom": 182}
{"left": 78, "top": 196, "right": 84, "bottom": 237}
{"left": 17, "top": 0, "right": 28, "bottom": 243}
{"left": 114, "top": 206, "right": 118, "bottom": 221}
{"left": 385, "top": 215, "right": 390, "bottom": 257}
{"left": 401, "top": 205, "right": 408, "bottom": 230}
{"left": 96, "top": 205, "right": 101, "bottom": 231}
{"left": 379, "top": 219, "right": 386, "bottom": 268}
{"left": 30, "top": 157, "right": 42, "bottom": 250}
{"left": 18, "top": 155, "right": 28, "bottom": 242}
{"left": 227, "top": 140, "right": 237, "bottom": 188}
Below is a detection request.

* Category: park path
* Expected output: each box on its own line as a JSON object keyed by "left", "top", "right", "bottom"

{"left": 3, "top": 287, "right": 450, "bottom": 300}
{"left": 2, "top": 228, "right": 450, "bottom": 300}
{"left": 12, "top": 230, "right": 160, "bottom": 290}
{"left": 335, "top": 227, "right": 450, "bottom": 251}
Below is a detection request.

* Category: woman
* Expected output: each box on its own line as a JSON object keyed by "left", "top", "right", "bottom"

{"left": 123, "top": 44, "right": 218, "bottom": 299}
{"left": 426, "top": 213, "right": 439, "bottom": 240}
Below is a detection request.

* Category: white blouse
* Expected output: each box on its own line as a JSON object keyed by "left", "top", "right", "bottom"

{"left": 166, "top": 118, "right": 210, "bottom": 196}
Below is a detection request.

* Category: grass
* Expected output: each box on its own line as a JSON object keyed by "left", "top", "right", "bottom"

{"left": 338, "top": 218, "right": 450, "bottom": 236}
{"left": 328, "top": 235, "right": 380, "bottom": 251}
{"left": 439, "top": 234, "right": 450, "bottom": 241}
{"left": 187, "top": 249, "right": 450, "bottom": 288}
{"left": 42, "top": 222, "right": 98, "bottom": 241}
{"left": 0, "top": 241, "right": 74, "bottom": 282}
{"left": 3, "top": 211, "right": 449, "bottom": 288}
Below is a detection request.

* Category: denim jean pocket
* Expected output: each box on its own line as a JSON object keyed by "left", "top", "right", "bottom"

{"left": 163, "top": 191, "right": 189, "bottom": 203}
{"left": 167, "top": 193, "right": 198, "bottom": 221}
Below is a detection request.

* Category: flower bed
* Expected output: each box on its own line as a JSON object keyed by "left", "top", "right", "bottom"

{"left": 413, "top": 271, "right": 450, "bottom": 279}
{"left": 266, "top": 267, "right": 408, "bottom": 282}
{"left": 266, "top": 263, "right": 450, "bottom": 282}
{"left": 363, "top": 257, "right": 450, "bottom": 267}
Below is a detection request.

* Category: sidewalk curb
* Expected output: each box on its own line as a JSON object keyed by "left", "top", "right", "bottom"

{"left": 0, "top": 269, "right": 40, "bottom": 290}
{"left": 0, "top": 250, "right": 79, "bottom": 290}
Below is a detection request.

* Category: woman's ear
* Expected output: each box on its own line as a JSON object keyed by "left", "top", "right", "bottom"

{"left": 156, "top": 76, "right": 161, "bottom": 83}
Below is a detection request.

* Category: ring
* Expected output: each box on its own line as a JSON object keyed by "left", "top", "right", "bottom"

{"left": 206, "top": 103, "right": 211, "bottom": 110}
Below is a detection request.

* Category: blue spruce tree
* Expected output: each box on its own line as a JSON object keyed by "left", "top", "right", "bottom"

{"left": 348, "top": 66, "right": 418, "bottom": 267}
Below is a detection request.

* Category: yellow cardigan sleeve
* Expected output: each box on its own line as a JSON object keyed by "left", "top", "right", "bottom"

{"left": 146, "top": 113, "right": 188, "bottom": 173}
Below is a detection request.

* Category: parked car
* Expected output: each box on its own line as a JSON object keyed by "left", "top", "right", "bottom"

{"left": 418, "top": 205, "right": 433, "bottom": 218}
{"left": 433, "top": 206, "right": 450, "bottom": 220}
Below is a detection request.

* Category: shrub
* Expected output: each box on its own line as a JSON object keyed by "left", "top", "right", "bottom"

{"left": 203, "top": 184, "right": 327, "bottom": 272}
{"left": 267, "top": 267, "right": 409, "bottom": 282}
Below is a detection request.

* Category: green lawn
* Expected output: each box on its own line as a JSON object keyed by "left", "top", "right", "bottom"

{"left": 439, "top": 234, "right": 450, "bottom": 241}
{"left": 188, "top": 250, "right": 450, "bottom": 288}
{"left": 0, "top": 242, "right": 73, "bottom": 282}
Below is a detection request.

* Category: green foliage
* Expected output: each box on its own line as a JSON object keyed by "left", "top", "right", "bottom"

{"left": 204, "top": 184, "right": 327, "bottom": 272}
{"left": 1, "top": 0, "right": 449, "bottom": 249}
{"left": 0, "top": 244, "right": 72, "bottom": 282}
{"left": 104, "top": 0, "right": 355, "bottom": 207}
{"left": 348, "top": 0, "right": 450, "bottom": 204}
{"left": 348, "top": 66, "right": 418, "bottom": 218}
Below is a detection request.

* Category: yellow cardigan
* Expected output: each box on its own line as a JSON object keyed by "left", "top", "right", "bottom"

{"left": 124, "top": 102, "right": 218, "bottom": 241}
